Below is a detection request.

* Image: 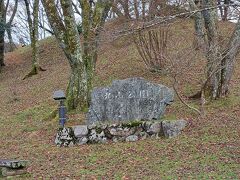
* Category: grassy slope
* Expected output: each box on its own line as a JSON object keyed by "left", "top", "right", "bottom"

{"left": 0, "top": 19, "right": 239, "bottom": 179}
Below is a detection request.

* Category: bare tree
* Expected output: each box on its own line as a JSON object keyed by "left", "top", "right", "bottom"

{"left": 189, "top": 0, "right": 240, "bottom": 99}
{"left": 0, "top": 0, "right": 18, "bottom": 70}
{"left": 42, "top": 0, "right": 111, "bottom": 111}
{"left": 23, "top": 0, "right": 46, "bottom": 79}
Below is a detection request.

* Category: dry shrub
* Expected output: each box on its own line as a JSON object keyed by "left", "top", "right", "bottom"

{"left": 133, "top": 26, "right": 169, "bottom": 73}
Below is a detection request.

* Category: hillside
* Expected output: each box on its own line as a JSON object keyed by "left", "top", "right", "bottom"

{"left": 0, "top": 19, "right": 239, "bottom": 178}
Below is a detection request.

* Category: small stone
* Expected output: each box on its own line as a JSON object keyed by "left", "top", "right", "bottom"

{"left": 113, "top": 137, "right": 118, "bottom": 143}
{"left": 139, "top": 132, "right": 149, "bottom": 140}
{"left": 68, "top": 141, "right": 74, "bottom": 147}
{"left": 88, "top": 123, "right": 97, "bottom": 130}
{"left": 101, "top": 124, "right": 108, "bottom": 129}
{"left": 124, "top": 127, "right": 130, "bottom": 132}
{"left": 73, "top": 125, "right": 88, "bottom": 137}
{"left": 147, "top": 122, "right": 162, "bottom": 135}
{"left": 162, "top": 119, "right": 188, "bottom": 138}
{"left": 1, "top": 167, "right": 27, "bottom": 177}
{"left": 55, "top": 127, "right": 75, "bottom": 147}
{"left": 126, "top": 135, "right": 139, "bottom": 142}
{"left": 109, "top": 127, "right": 136, "bottom": 136}
{"left": 88, "top": 129, "right": 97, "bottom": 142}
{"left": 109, "top": 128, "right": 117, "bottom": 135}
{"left": 99, "top": 137, "right": 107, "bottom": 143}
{"left": 77, "top": 137, "right": 88, "bottom": 145}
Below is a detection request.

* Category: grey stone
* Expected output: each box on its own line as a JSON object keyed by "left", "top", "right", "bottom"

{"left": 88, "top": 129, "right": 107, "bottom": 143}
{"left": 87, "top": 77, "right": 174, "bottom": 124}
{"left": 89, "top": 129, "right": 97, "bottom": 142}
{"left": 1, "top": 167, "right": 28, "bottom": 177}
{"left": 109, "top": 127, "right": 135, "bottom": 136}
{"left": 73, "top": 125, "right": 88, "bottom": 137}
{"left": 76, "top": 137, "right": 88, "bottom": 145}
{"left": 162, "top": 120, "right": 188, "bottom": 138}
{"left": 99, "top": 137, "right": 107, "bottom": 144}
{"left": 147, "top": 122, "right": 162, "bottom": 135}
{"left": 55, "top": 127, "right": 75, "bottom": 147}
{"left": 113, "top": 137, "right": 118, "bottom": 143}
{"left": 126, "top": 135, "right": 139, "bottom": 142}
{"left": 139, "top": 132, "right": 149, "bottom": 140}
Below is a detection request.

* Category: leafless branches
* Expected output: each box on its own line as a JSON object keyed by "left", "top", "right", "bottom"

{"left": 133, "top": 26, "right": 169, "bottom": 72}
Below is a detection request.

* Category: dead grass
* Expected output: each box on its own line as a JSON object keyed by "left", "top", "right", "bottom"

{"left": 0, "top": 19, "right": 239, "bottom": 179}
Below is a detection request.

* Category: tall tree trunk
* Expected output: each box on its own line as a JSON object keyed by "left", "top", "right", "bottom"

{"left": 220, "top": 19, "right": 240, "bottom": 95}
{"left": 112, "top": 0, "right": 124, "bottom": 18}
{"left": 142, "top": 0, "right": 146, "bottom": 20}
{"left": 189, "top": 0, "right": 206, "bottom": 51}
{"left": 23, "top": 0, "right": 45, "bottom": 79}
{"left": 42, "top": 0, "right": 110, "bottom": 111}
{"left": 133, "top": 0, "right": 139, "bottom": 19}
{"left": 189, "top": 0, "right": 240, "bottom": 99}
{"left": 6, "top": 28, "right": 15, "bottom": 52}
{"left": 222, "top": 0, "right": 229, "bottom": 21}
{"left": 66, "top": 61, "right": 88, "bottom": 111}
{"left": 121, "top": 0, "right": 131, "bottom": 19}
{"left": 217, "top": 0, "right": 223, "bottom": 20}
{"left": 42, "top": 0, "right": 88, "bottom": 111}
{"left": 32, "top": 0, "right": 40, "bottom": 73}
{"left": 0, "top": 28, "right": 5, "bottom": 68}
{"left": 0, "top": 0, "right": 5, "bottom": 68}
{"left": 60, "top": 0, "right": 88, "bottom": 111}
{"left": 202, "top": 0, "right": 223, "bottom": 99}
{"left": 81, "top": 0, "right": 111, "bottom": 103}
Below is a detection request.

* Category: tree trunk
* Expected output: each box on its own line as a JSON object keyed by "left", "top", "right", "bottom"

{"left": 6, "top": 28, "right": 15, "bottom": 52}
{"left": 42, "top": 0, "right": 89, "bottom": 111}
{"left": 190, "top": 0, "right": 240, "bottom": 99}
{"left": 0, "top": 0, "right": 5, "bottom": 68}
{"left": 23, "top": 0, "right": 45, "bottom": 79}
{"left": 189, "top": 0, "right": 206, "bottom": 51}
{"left": 112, "top": 0, "right": 124, "bottom": 18}
{"left": 142, "top": 0, "right": 146, "bottom": 20}
{"left": 32, "top": 0, "right": 40, "bottom": 72}
{"left": 222, "top": 0, "right": 229, "bottom": 21}
{"left": 202, "top": 0, "right": 223, "bottom": 99}
{"left": 121, "top": 0, "right": 131, "bottom": 19}
{"left": 220, "top": 19, "right": 240, "bottom": 95}
{"left": 0, "top": 28, "right": 5, "bottom": 68}
{"left": 81, "top": 0, "right": 111, "bottom": 103}
{"left": 66, "top": 63, "right": 88, "bottom": 111}
{"left": 133, "top": 0, "right": 139, "bottom": 19}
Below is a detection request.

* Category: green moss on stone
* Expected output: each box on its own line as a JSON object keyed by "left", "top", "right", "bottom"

{"left": 95, "top": 127, "right": 102, "bottom": 134}
{"left": 122, "top": 121, "right": 143, "bottom": 128}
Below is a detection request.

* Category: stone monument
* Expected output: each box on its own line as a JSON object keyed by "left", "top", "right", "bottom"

{"left": 87, "top": 77, "right": 174, "bottom": 124}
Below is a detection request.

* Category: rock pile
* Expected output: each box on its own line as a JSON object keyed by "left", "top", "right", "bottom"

{"left": 55, "top": 120, "right": 188, "bottom": 147}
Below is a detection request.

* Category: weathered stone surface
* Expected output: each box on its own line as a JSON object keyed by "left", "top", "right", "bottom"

{"left": 146, "top": 122, "right": 162, "bottom": 135}
{"left": 87, "top": 77, "right": 174, "bottom": 124}
{"left": 88, "top": 129, "right": 107, "bottom": 143}
{"left": 55, "top": 120, "right": 187, "bottom": 146}
{"left": 0, "top": 160, "right": 28, "bottom": 169}
{"left": 126, "top": 135, "right": 139, "bottom": 142}
{"left": 76, "top": 137, "right": 88, "bottom": 145}
{"left": 0, "top": 160, "right": 28, "bottom": 177}
{"left": 1, "top": 167, "right": 27, "bottom": 177}
{"left": 73, "top": 125, "right": 88, "bottom": 137}
{"left": 109, "top": 127, "right": 135, "bottom": 137}
{"left": 162, "top": 120, "right": 188, "bottom": 138}
{"left": 55, "top": 127, "right": 75, "bottom": 147}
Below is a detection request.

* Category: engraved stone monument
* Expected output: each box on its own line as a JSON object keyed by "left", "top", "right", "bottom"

{"left": 87, "top": 77, "right": 174, "bottom": 124}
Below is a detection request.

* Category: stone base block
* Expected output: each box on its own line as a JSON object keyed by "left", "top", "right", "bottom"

{"left": 1, "top": 167, "right": 27, "bottom": 177}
